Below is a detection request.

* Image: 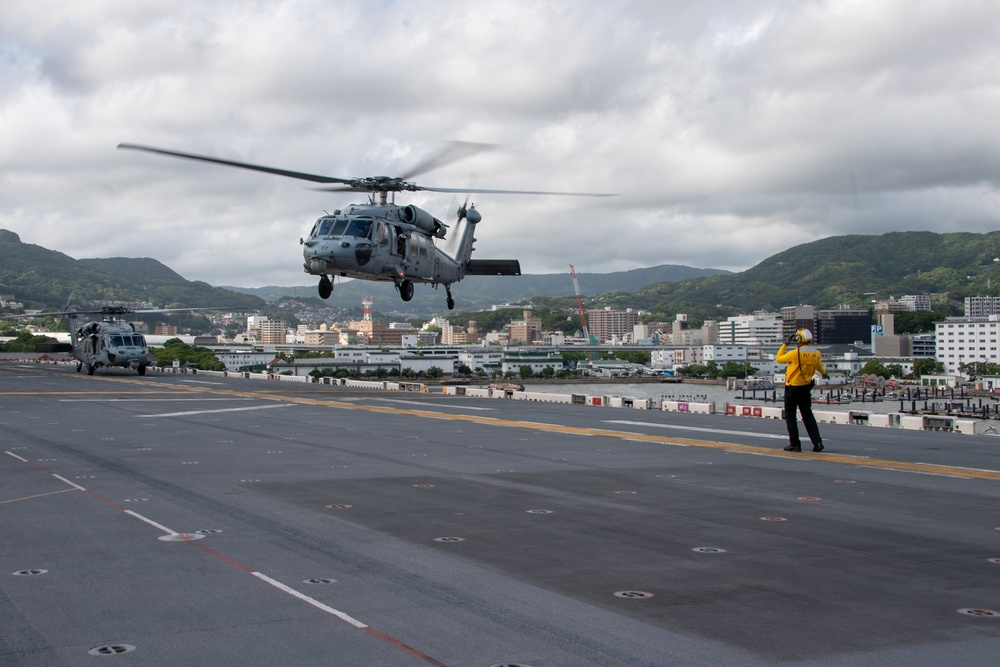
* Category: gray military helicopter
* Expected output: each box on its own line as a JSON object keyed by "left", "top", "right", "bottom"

{"left": 118, "top": 142, "right": 611, "bottom": 310}
{"left": 25, "top": 306, "right": 209, "bottom": 375}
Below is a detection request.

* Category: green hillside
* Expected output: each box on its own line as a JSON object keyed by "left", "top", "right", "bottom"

{"left": 0, "top": 230, "right": 265, "bottom": 311}
{"left": 606, "top": 231, "right": 1000, "bottom": 322}
{"left": 5, "top": 227, "right": 1000, "bottom": 324}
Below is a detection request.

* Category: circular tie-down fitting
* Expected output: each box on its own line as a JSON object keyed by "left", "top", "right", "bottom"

{"left": 614, "top": 590, "right": 654, "bottom": 600}
{"left": 12, "top": 569, "right": 48, "bottom": 576}
{"left": 157, "top": 533, "right": 205, "bottom": 542}
{"left": 957, "top": 608, "right": 1000, "bottom": 617}
{"left": 760, "top": 516, "right": 788, "bottom": 522}
{"left": 325, "top": 504, "right": 353, "bottom": 509}
{"left": 525, "top": 509, "right": 554, "bottom": 514}
{"left": 89, "top": 644, "right": 136, "bottom": 656}
{"left": 412, "top": 483, "right": 435, "bottom": 488}
{"left": 490, "top": 664, "right": 534, "bottom": 667}
{"left": 692, "top": 547, "right": 727, "bottom": 554}
{"left": 304, "top": 578, "right": 337, "bottom": 585}
{"left": 835, "top": 479, "right": 856, "bottom": 484}
{"left": 797, "top": 496, "right": 822, "bottom": 501}
{"left": 434, "top": 537, "right": 465, "bottom": 543}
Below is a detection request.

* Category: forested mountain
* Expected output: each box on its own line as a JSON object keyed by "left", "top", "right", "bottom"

{"left": 224, "top": 263, "right": 730, "bottom": 314}
{"left": 597, "top": 231, "right": 1000, "bottom": 323}
{"left": 0, "top": 230, "right": 265, "bottom": 311}
{"left": 4, "top": 227, "right": 1000, "bottom": 324}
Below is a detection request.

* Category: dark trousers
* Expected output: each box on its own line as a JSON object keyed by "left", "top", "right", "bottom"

{"left": 784, "top": 383, "right": 822, "bottom": 448}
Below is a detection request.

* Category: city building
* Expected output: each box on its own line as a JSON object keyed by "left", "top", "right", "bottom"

{"left": 935, "top": 317, "right": 1000, "bottom": 374}
{"left": 500, "top": 351, "right": 564, "bottom": 376}
{"left": 717, "top": 312, "right": 782, "bottom": 346}
{"left": 702, "top": 344, "right": 747, "bottom": 362}
{"left": 258, "top": 319, "right": 287, "bottom": 345}
{"left": 781, "top": 305, "right": 815, "bottom": 340}
{"left": 586, "top": 307, "right": 639, "bottom": 343}
{"left": 899, "top": 294, "right": 932, "bottom": 311}
{"left": 508, "top": 310, "right": 543, "bottom": 344}
{"left": 964, "top": 296, "right": 1000, "bottom": 318}
{"left": 814, "top": 308, "right": 871, "bottom": 345}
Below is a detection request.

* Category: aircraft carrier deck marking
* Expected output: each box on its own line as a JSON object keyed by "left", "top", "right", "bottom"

{"left": 15, "top": 371, "right": 1000, "bottom": 483}
{"left": 2, "top": 442, "right": 453, "bottom": 667}
{"left": 138, "top": 403, "right": 292, "bottom": 418}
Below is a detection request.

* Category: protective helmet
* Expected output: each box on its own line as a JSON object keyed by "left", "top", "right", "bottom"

{"left": 795, "top": 328, "right": 813, "bottom": 344}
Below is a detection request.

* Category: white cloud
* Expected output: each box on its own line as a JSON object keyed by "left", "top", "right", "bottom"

{"left": 1, "top": 0, "right": 998, "bottom": 290}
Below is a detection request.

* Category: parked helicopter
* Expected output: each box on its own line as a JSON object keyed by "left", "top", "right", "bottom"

{"left": 117, "top": 142, "right": 612, "bottom": 310}
{"left": 22, "top": 306, "right": 211, "bottom": 376}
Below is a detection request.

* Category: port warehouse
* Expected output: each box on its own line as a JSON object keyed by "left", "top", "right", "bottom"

{"left": 207, "top": 343, "right": 905, "bottom": 379}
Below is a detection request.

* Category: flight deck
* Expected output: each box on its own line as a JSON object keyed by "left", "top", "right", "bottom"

{"left": 2, "top": 364, "right": 999, "bottom": 666}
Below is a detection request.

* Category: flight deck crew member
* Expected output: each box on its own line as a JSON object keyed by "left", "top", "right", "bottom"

{"left": 775, "top": 328, "right": 828, "bottom": 452}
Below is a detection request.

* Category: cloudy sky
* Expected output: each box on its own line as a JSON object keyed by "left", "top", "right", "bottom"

{"left": 2, "top": 0, "right": 998, "bottom": 289}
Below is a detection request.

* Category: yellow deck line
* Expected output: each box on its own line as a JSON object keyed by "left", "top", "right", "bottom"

{"left": 8, "top": 369, "right": 1000, "bottom": 483}
{"left": 0, "top": 488, "right": 79, "bottom": 505}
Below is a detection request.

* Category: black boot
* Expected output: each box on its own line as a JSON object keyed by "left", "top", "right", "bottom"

{"left": 783, "top": 444, "right": 801, "bottom": 452}
{"left": 812, "top": 442, "right": 824, "bottom": 452}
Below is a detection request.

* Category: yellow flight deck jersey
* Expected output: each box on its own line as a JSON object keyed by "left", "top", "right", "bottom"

{"left": 775, "top": 343, "right": 827, "bottom": 387}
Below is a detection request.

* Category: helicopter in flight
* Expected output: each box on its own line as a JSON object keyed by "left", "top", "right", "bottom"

{"left": 23, "top": 306, "right": 213, "bottom": 376}
{"left": 117, "top": 142, "right": 611, "bottom": 310}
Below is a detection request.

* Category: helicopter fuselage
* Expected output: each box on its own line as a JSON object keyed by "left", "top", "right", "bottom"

{"left": 71, "top": 320, "right": 154, "bottom": 376}
{"left": 301, "top": 202, "right": 483, "bottom": 304}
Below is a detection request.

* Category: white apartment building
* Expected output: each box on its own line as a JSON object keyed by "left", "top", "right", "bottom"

{"left": 717, "top": 313, "right": 783, "bottom": 346}
{"left": 964, "top": 296, "right": 1000, "bottom": 318}
{"left": 900, "top": 294, "right": 932, "bottom": 311}
{"left": 458, "top": 349, "right": 503, "bottom": 373}
{"left": 935, "top": 317, "right": 1000, "bottom": 374}
{"left": 702, "top": 344, "right": 747, "bottom": 362}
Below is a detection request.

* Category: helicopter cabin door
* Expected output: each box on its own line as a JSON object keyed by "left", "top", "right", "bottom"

{"left": 409, "top": 234, "right": 432, "bottom": 279}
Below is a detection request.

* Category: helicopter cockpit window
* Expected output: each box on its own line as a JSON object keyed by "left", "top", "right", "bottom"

{"left": 330, "top": 219, "right": 349, "bottom": 236}
{"left": 133, "top": 335, "right": 147, "bottom": 347}
{"left": 315, "top": 218, "right": 334, "bottom": 237}
{"left": 376, "top": 222, "right": 389, "bottom": 246}
{"left": 345, "top": 219, "right": 373, "bottom": 239}
{"left": 110, "top": 335, "right": 124, "bottom": 347}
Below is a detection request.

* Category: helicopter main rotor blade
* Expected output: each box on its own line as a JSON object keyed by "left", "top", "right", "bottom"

{"left": 117, "top": 143, "right": 353, "bottom": 186}
{"left": 415, "top": 185, "right": 617, "bottom": 197}
{"left": 397, "top": 141, "right": 497, "bottom": 181}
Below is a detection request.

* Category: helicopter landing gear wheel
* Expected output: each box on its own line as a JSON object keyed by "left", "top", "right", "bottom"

{"left": 446, "top": 285, "right": 455, "bottom": 310}
{"left": 76, "top": 362, "right": 83, "bottom": 373}
{"left": 318, "top": 275, "right": 333, "bottom": 300}
{"left": 399, "top": 279, "right": 414, "bottom": 302}
{"left": 137, "top": 365, "right": 146, "bottom": 376}
{"left": 86, "top": 364, "right": 95, "bottom": 376}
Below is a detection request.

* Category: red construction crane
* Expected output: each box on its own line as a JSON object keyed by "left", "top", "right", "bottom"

{"left": 570, "top": 264, "right": 597, "bottom": 360}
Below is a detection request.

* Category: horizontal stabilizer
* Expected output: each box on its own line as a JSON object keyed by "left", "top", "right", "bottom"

{"left": 466, "top": 259, "right": 521, "bottom": 276}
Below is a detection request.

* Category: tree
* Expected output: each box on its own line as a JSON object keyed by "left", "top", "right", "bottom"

{"left": 912, "top": 358, "right": 944, "bottom": 377}
{"left": 959, "top": 361, "right": 1000, "bottom": 380}
{"left": 859, "top": 360, "right": 890, "bottom": 379}
{"left": 720, "top": 361, "right": 754, "bottom": 379}
{"left": 151, "top": 338, "right": 225, "bottom": 371}
{"left": 0, "top": 330, "right": 59, "bottom": 353}
{"left": 519, "top": 365, "right": 534, "bottom": 379}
